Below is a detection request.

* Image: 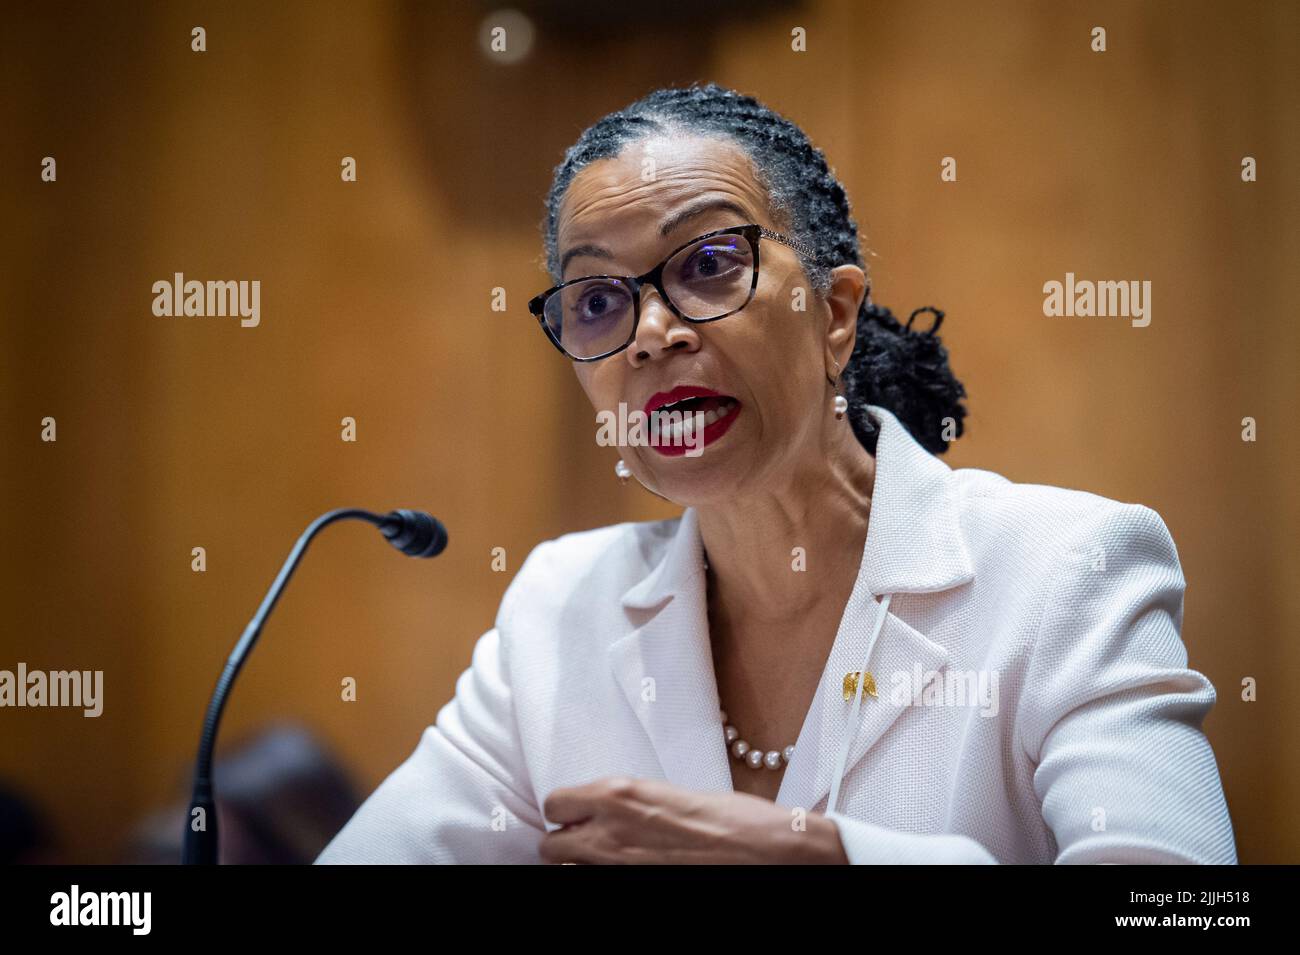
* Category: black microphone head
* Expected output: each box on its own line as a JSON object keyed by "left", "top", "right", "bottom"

{"left": 380, "top": 509, "right": 448, "bottom": 558}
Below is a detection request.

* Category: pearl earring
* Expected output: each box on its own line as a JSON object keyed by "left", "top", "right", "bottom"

{"left": 829, "top": 361, "right": 847, "bottom": 420}
{"left": 614, "top": 459, "right": 631, "bottom": 484}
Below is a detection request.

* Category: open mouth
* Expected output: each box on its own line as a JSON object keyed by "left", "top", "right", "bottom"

{"left": 646, "top": 392, "right": 743, "bottom": 456}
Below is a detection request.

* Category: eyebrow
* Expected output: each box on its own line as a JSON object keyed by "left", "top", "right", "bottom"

{"left": 658, "top": 197, "right": 754, "bottom": 238}
{"left": 558, "top": 197, "right": 756, "bottom": 277}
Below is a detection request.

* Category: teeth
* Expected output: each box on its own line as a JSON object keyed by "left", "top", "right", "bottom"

{"left": 703, "top": 401, "right": 733, "bottom": 426}
{"left": 651, "top": 400, "right": 736, "bottom": 440}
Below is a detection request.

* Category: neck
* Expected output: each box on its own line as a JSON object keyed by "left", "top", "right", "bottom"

{"left": 697, "top": 421, "right": 876, "bottom": 633}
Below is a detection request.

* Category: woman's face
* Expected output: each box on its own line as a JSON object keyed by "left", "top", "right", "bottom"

{"left": 554, "top": 133, "right": 863, "bottom": 506}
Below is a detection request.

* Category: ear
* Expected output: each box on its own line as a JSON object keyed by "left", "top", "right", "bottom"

{"left": 822, "top": 264, "right": 868, "bottom": 378}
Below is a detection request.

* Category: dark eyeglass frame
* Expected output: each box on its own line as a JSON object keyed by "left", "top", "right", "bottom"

{"left": 528, "top": 223, "right": 820, "bottom": 362}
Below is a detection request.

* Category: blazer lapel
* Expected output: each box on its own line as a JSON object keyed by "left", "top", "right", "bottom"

{"left": 774, "top": 598, "right": 949, "bottom": 813}
{"left": 610, "top": 508, "right": 733, "bottom": 795}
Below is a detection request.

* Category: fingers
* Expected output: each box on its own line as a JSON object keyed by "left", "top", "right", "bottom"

{"left": 538, "top": 822, "right": 603, "bottom": 864}
{"left": 540, "top": 817, "right": 667, "bottom": 865}
{"left": 539, "top": 778, "right": 790, "bottom": 863}
{"left": 542, "top": 775, "right": 642, "bottom": 826}
{"left": 540, "top": 776, "right": 657, "bottom": 864}
{"left": 540, "top": 776, "right": 722, "bottom": 863}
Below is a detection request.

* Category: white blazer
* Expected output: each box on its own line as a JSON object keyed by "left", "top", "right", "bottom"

{"left": 316, "top": 405, "right": 1237, "bottom": 864}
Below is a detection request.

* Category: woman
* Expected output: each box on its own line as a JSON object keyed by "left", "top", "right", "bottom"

{"left": 317, "top": 83, "right": 1236, "bottom": 864}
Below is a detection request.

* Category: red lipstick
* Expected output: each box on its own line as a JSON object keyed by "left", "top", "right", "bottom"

{"left": 642, "top": 385, "right": 743, "bottom": 457}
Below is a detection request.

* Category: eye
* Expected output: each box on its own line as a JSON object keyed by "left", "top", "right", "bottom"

{"left": 571, "top": 281, "right": 632, "bottom": 323}
{"left": 678, "top": 242, "right": 750, "bottom": 284}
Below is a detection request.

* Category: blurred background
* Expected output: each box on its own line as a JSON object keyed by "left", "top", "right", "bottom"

{"left": 1, "top": 0, "right": 1296, "bottom": 863}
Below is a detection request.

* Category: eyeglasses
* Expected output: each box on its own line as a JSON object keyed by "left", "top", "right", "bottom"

{"left": 529, "top": 223, "right": 817, "bottom": 361}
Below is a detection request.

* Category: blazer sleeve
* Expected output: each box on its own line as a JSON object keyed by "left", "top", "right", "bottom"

{"left": 314, "top": 550, "right": 549, "bottom": 864}
{"left": 1016, "top": 502, "right": 1237, "bottom": 864}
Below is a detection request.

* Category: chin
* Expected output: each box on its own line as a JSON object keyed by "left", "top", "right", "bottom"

{"left": 644, "top": 460, "right": 748, "bottom": 507}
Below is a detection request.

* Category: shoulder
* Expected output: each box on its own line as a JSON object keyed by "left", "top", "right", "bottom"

{"left": 946, "top": 463, "right": 1183, "bottom": 585}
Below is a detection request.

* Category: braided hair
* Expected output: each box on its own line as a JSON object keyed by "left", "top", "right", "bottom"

{"left": 540, "top": 82, "right": 967, "bottom": 455}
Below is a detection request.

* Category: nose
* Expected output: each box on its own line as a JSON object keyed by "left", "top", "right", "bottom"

{"left": 626, "top": 284, "right": 700, "bottom": 366}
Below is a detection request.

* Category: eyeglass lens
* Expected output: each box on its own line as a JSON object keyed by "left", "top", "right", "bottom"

{"left": 544, "top": 232, "right": 754, "bottom": 359}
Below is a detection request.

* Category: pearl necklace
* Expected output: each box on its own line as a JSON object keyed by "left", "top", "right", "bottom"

{"left": 721, "top": 709, "right": 795, "bottom": 771}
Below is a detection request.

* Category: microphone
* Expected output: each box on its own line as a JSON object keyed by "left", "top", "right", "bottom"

{"left": 380, "top": 508, "right": 448, "bottom": 558}
{"left": 182, "top": 507, "right": 449, "bottom": 865}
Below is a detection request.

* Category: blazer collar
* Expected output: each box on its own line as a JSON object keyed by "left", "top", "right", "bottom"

{"left": 610, "top": 406, "right": 974, "bottom": 809}
{"left": 620, "top": 404, "right": 974, "bottom": 610}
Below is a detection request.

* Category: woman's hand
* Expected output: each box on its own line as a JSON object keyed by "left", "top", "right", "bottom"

{"left": 539, "top": 776, "right": 850, "bottom": 864}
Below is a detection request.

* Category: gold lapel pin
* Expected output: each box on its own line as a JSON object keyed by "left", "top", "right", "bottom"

{"left": 843, "top": 670, "right": 877, "bottom": 701}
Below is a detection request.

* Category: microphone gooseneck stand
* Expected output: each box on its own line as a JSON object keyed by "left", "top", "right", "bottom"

{"left": 182, "top": 507, "right": 448, "bottom": 865}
